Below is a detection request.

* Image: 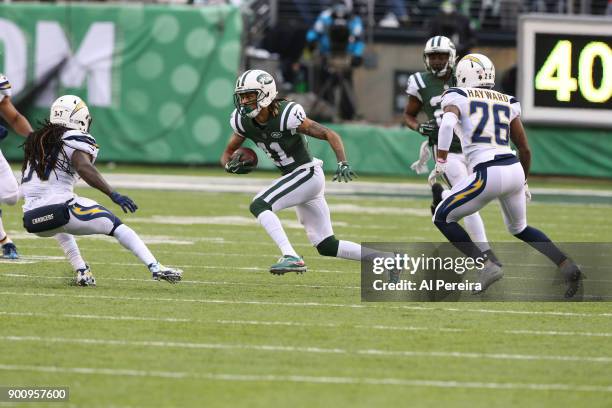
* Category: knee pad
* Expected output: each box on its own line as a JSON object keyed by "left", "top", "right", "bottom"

{"left": 249, "top": 198, "right": 272, "bottom": 218}
{"left": 316, "top": 235, "right": 339, "bottom": 257}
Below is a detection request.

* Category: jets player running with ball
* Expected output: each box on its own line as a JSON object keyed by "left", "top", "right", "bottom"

{"left": 404, "top": 36, "right": 497, "bottom": 264}
{"left": 222, "top": 69, "right": 379, "bottom": 274}
{"left": 0, "top": 73, "right": 34, "bottom": 259}
{"left": 432, "top": 54, "right": 582, "bottom": 297}
{"left": 21, "top": 95, "right": 182, "bottom": 286}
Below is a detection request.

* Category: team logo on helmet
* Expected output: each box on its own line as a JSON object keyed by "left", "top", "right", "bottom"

{"left": 461, "top": 55, "right": 485, "bottom": 68}
{"left": 256, "top": 73, "right": 273, "bottom": 85}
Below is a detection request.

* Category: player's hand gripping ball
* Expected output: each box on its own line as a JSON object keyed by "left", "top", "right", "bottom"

{"left": 225, "top": 147, "right": 258, "bottom": 174}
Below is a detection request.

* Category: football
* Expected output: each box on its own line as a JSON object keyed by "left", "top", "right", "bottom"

{"left": 233, "top": 147, "right": 258, "bottom": 168}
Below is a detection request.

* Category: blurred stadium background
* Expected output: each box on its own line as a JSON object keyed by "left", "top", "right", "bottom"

{"left": 0, "top": 1, "right": 610, "bottom": 407}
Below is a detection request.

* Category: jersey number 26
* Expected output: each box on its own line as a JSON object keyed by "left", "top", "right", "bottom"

{"left": 470, "top": 101, "right": 510, "bottom": 146}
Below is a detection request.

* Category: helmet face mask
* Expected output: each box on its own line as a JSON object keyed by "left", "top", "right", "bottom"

{"left": 49, "top": 95, "right": 92, "bottom": 132}
{"left": 234, "top": 70, "right": 278, "bottom": 118}
{"left": 455, "top": 53, "right": 496, "bottom": 89}
{"left": 424, "top": 36, "right": 456, "bottom": 77}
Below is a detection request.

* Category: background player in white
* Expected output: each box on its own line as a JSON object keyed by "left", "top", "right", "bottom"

{"left": 431, "top": 54, "right": 581, "bottom": 297}
{"left": 0, "top": 73, "right": 34, "bottom": 258}
{"left": 21, "top": 95, "right": 182, "bottom": 286}
{"left": 221, "top": 70, "right": 392, "bottom": 275}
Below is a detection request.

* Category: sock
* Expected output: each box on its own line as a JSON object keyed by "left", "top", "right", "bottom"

{"left": 54, "top": 233, "right": 87, "bottom": 271}
{"left": 434, "top": 221, "right": 483, "bottom": 259}
{"left": 257, "top": 210, "right": 298, "bottom": 257}
{"left": 463, "top": 213, "right": 490, "bottom": 251}
{"left": 0, "top": 210, "right": 11, "bottom": 245}
{"left": 113, "top": 224, "right": 157, "bottom": 267}
{"left": 514, "top": 225, "right": 567, "bottom": 265}
{"left": 337, "top": 240, "right": 361, "bottom": 260}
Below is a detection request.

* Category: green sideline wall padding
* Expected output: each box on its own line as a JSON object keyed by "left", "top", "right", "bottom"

{"left": 0, "top": 3, "right": 242, "bottom": 164}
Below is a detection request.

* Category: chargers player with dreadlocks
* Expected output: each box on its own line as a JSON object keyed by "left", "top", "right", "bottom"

{"left": 21, "top": 95, "right": 182, "bottom": 286}
{"left": 0, "top": 73, "right": 34, "bottom": 259}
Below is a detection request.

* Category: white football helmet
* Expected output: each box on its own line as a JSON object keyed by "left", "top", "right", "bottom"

{"left": 234, "top": 69, "right": 278, "bottom": 118}
{"left": 455, "top": 54, "right": 496, "bottom": 89}
{"left": 423, "top": 36, "right": 456, "bottom": 77}
{"left": 50, "top": 95, "right": 92, "bottom": 132}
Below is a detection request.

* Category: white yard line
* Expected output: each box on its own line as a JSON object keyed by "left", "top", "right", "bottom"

{"left": 0, "top": 363, "right": 610, "bottom": 392}
{"left": 1, "top": 291, "right": 610, "bottom": 317}
{"left": 2, "top": 312, "right": 611, "bottom": 338}
{"left": 0, "top": 273, "right": 361, "bottom": 290}
{"left": 1, "top": 335, "right": 611, "bottom": 364}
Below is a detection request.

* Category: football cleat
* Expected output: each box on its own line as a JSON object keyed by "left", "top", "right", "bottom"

{"left": 472, "top": 261, "right": 503, "bottom": 294}
{"left": 430, "top": 183, "right": 444, "bottom": 215}
{"left": 76, "top": 265, "right": 96, "bottom": 287}
{"left": 559, "top": 261, "right": 582, "bottom": 299}
{"left": 270, "top": 255, "right": 306, "bottom": 275}
{"left": 150, "top": 263, "right": 183, "bottom": 284}
{"left": 2, "top": 242, "right": 19, "bottom": 259}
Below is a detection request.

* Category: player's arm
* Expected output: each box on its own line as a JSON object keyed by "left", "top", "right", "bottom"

{"left": 509, "top": 118, "right": 531, "bottom": 177}
{"left": 298, "top": 118, "right": 356, "bottom": 182}
{"left": 403, "top": 95, "right": 423, "bottom": 131}
{"left": 72, "top": 150, "right": 137, "bottom": 213}
{"left": 0, "top": 97, "right": 33, "bottom": 137}
{"left": 437, "top": 105, "right": 460, "bottom": 161}
{"left": 220, "top": 133, "right": 245, "bottom": 167}
{"left": 299, "top": 118, "right": 347, "bottom": 162}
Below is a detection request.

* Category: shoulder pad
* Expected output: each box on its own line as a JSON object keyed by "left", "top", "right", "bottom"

{"left": 442, "top": 87, "right": 468, "bottom": 98}
{"left": 0, "top": 74, "right": 12, "bottom": 97}
{"left": 62, "top": 130, "right": 98, "bottom": 155}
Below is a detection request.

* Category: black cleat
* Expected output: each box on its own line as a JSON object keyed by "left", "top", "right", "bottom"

{"left": 560, "top": 261, "right": 582, "bottom": 299}
{"left": 430, "top": 183, "right": 444, "bottom": 215}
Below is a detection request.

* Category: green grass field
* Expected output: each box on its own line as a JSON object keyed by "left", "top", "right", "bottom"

{"left": 1, "top": 169, "right": 611, "bottom": 407}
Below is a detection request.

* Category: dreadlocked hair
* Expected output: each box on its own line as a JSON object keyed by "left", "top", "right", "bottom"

{"left": 268, "top": 97, "right": 288, "bottom": 118}
{"left": 22, "top": 120, "right": 73, "bottom": 181}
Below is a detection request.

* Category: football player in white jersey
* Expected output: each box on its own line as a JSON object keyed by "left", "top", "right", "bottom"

{"left": 431, "top": 54, "right": 581, "bottom": 297}
{"left": 0, "top": 73, "right": 34, "bottom": 259}
{"left": 21, "top": 95, "right": 182, "bottom": 286}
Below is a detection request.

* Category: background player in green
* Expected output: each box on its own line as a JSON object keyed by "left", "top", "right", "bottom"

{"left": 404, "top": 36, "right": 494, "bottom": 258}
{"left": 221, "top": 69, "right": 370, "bottom": 275}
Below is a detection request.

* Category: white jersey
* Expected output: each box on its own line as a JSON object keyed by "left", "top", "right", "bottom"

{"left": 441, "top": 87, "right": 520, "bottom": 168}
{"left": 0, "top": 73, "right": 11, "bottom": 103}
{"left": 21, "top": 129, "right": 99, "bottom": 211}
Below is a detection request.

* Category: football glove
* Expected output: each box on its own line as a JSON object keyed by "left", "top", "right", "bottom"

{"left": 410, "top": 140, "right": 431, "bottom": 175}
{"left": 417, "top": 119, "right": 438, "bottom": 138}
{"left": 524, "top": 182, "right": 531, "bottom": 203}
{"left": 224, "top": 153, "right": 255, "bottom": 175}
{"left": 0, "top": 125, "right": 8, "bottom": 142}
{"left": 427, "top": 158, "right": 447, "bottom": 186}
{"left": 110, "top": 191, "right": 138, "bottom": 213}
{"left": 332, "top": 161, "right": 357, "bottom": 183}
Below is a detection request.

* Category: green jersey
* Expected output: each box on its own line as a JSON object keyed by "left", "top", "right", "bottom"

{"left": 406, "top": 71, "right": 462, "bottom": 153}
{"left": 230, "top": 101, "right": 313, "bottom": 175}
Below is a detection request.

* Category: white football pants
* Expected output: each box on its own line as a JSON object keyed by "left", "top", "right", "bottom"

{"left": 254, "top": 162, "right": 333, "bottom": 246}
{"left": 434, "top": 161, "right": 527, "bottom": 235}
{"left": 0, "top": 149, "right": 20, "bottom": 205}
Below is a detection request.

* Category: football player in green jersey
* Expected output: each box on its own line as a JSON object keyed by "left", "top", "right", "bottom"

{"left": 404, "top": 36, "right": 496, "bottom": 260}
{"left": 221, "top": 69, "right": 374, "bottom": 275}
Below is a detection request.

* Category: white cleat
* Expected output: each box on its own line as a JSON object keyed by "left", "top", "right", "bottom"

{"left": 473, "top": 261, "right": 503, "bottom": 294}
{"left": 75, "top": 265, "right": 96, "bottom": 287}
{"left": 150, "top": 263, "right": 183, "bottom": 284}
